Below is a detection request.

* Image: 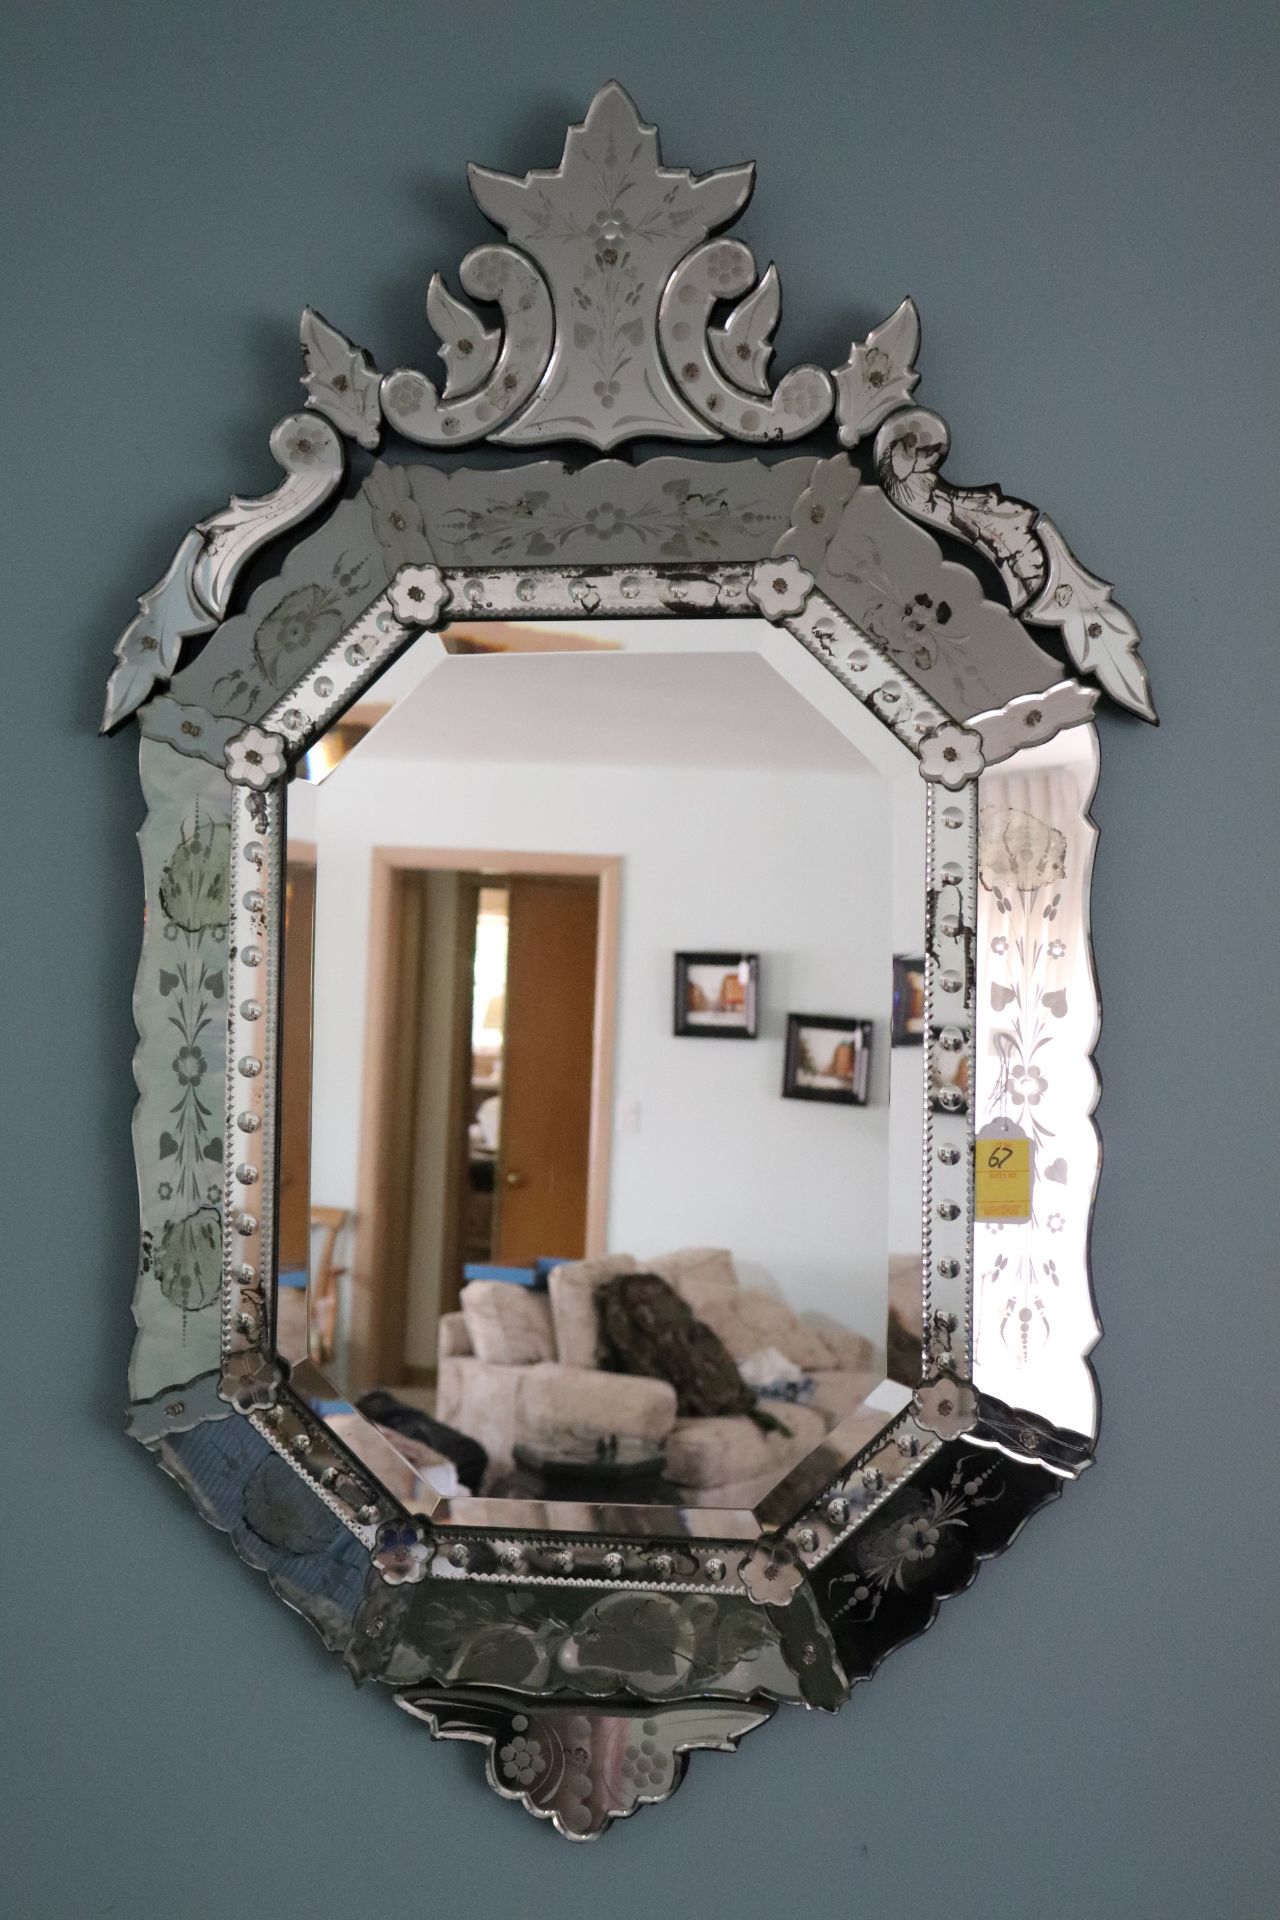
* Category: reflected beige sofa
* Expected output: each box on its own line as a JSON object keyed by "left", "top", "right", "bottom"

{"left": 436, "top": 1247, "right": 879, "bottom": 1508}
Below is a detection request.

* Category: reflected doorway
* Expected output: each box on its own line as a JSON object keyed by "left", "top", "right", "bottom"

{"left": 347, "top": 850, "right": 619, "bottom": 1399}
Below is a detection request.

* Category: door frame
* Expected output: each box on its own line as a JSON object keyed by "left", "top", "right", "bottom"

{"left": 350, "top": 846, "right": 621, "bottom": 1391}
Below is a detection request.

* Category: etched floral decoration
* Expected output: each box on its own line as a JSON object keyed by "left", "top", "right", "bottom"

{"left": 387, "top": 563, "right": 450, "bottom": 628}
{"left": 431, "top": 468, "right": 789, "bottom": 565}
{"left": 373, "top": 1521, "right": 433, "bottom": 1586}
{"left": 278, "top": 421, "right": 329, "bottom": 469}
{"left": 251, "top": 584, "right": 345, "bottom": 690}
{"left": 224, "top": 725, "right": 287, "bottom": 789}
{"left": 156, "top": 812, "right": 229, "bottom": 1214}
{"left": 976, "top": 780, "right": 1092, "bottom": 1392}
{"left": 1010, "top": 1064, "right": 1048, "bottom": 1108}
{"left": 218, "top": 1349, "right": 283, "bottom": 1415}
{"left": 781, "top": 369, "right": 831, "bottom": 421}
{"left": 979, "top": 805, "right": 1066, "bottom": 894}
{"left": 918, "top": 721, "right": 985, "bottom": 788}
{"left": 913, "top": 1375, "right": 978, "bottom": 1440}
{"left": 738, "top": 1541, "right": 804, "bottom": 1607}
{"left": 829, "top": 1457, "right": 1004, "bottom": 1627}
{"left": 498, "top": 1726, "right": 547, "bottom": 1789}
{"left": 746, "top": 555, "right": 814, "bottom": 622}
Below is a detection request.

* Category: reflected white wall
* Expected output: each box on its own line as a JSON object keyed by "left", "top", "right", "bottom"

{"left": 303, "top": 752, "right": 923, "bottom": 1345}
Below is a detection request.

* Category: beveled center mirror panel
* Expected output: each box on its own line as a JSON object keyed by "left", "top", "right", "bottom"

{"left": 279, "top": 616, "right": 924, "bottom": 1532}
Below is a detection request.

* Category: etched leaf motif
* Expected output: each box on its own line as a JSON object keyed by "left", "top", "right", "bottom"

{"left": 467, "top": 81, "right": 752, "bottom": 248}
{"left": 242, "top": 1456, "right": 338, "bottom": 1556}
{"left": 559, "top": 1593, "right": 699, "bottom": 1694}
{"left": 661, "top": 239, "right": 834, "bottom": 442}
{"left": 452, "top": 1622, "right": 554, "bottom": 1691}
{"left": 1027, "top": 517, "right": 1157, "bottom": 723}
{"left": 300, "top": 309, "right": 382, "bottom": 449}
{"left": 154, "top": 1206, "right": 222, "bottom": 1313}
{"left": 101, "top": 531, "right": 214, "bottom": 733}
{"left": 159, "top": 817, "right": 232, "bottom": 931}
{"left": 382, "top": 247, "right": 554, "bottom": 449}
{"left": 834, "top": 298, "right": 922, "bottom": 446}
{"left": 709, "top": 263, "right": 781, "bottom": 395}
{"left": 362, "top": 465, "right": 434, "bottom": 570}
{"left": 425, "top": 273, "right": 500, "bottom": 398}
{"left": 468, "top": 82, "right": 752, "bottom": 448}
{"left": 102, "top": 639, "right": 168, "bottom": 735}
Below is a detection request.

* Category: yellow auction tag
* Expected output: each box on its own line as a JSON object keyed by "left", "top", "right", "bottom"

{"left": 975, "top": 1125, "right": 1033, "bottom": 1221}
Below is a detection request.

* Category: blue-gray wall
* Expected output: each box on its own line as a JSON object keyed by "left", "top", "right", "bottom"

{"left": 3, "top": 4, "right": 1276, "bottom": 1914}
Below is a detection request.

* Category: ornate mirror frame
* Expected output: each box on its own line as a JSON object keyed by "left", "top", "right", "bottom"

{"left": 105, "top": 84, "right": 1155, "bottom": 1839}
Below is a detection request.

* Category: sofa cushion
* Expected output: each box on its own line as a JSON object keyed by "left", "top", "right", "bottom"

{"left": 435, "top": 1356, "right": 520, "bottom": 1471}
{"left": 664, "top": 1402, "right": 827, "bottom": 1490}
{"left": 690, "top": 1288, "right": 836, "bottom": 1372}
{"left": 646, "top": 1246, "right": 738, "bottom": 1304}
{"left": 437, "top": 1310, "right": 472, "bottom": 1360}
{"left": 516, "top": 1362, "right": 677, "bottom": 1452}
{"left": 460, "top": 1281, "right": 555, "bottom": 1366}
{"left": 547, "top": 1255, "right": 636, "bottom": 1367}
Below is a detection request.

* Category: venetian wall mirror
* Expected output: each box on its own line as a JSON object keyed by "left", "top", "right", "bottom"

{"left": 107, "top": 84, "right": 1156, "bottom": 1839}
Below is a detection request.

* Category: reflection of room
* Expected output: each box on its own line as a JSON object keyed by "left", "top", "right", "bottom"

{"left": 286, "top": 621, "right": 926, "bottom": 1509}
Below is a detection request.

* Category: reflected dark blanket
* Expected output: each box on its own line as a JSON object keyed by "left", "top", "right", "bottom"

{"left": 596, "top": 1272, "right": 787, "bottom": 1435}
{"left": 357, "top": 1390, "right": 489, "bottom": 1494}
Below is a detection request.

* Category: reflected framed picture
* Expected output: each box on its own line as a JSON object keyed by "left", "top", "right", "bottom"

{"left": 783, "top": 1014, "right": 872, "bottom": 1105}
{"left": 892, "top": 954, "right": 926, "bottom": 1045}
{"left": 674, "top": 951, "right": 759, "bottom": 1039}
{"left": 929, "top": 1037, "right": 971, "bottom": 1105}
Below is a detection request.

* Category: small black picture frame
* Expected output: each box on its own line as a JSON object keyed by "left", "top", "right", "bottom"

{"left": 783, "top": 1013, "right": 873, "bottom": 1104}
{"left": 892, "top": 954, "right": 926, "bottom": 1046}
{"left": 673, "top": 952, "right": 759, "bottom": 1039}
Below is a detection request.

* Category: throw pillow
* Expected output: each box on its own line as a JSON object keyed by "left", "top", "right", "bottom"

{"left": 547, "top": 1255, "right": 637, "bottom": 1367}
{"left": 646, "top": 1246, "right": 738, "bottom": 1302}
{"left": 596, "top": 1272, "right": 787, "bottom": 1434}
{"left": 460, "top": 1280, "right": 555, "bottom": 1367}
{"left": 691, "top": 1288, "right": 836, "bottom": 1372}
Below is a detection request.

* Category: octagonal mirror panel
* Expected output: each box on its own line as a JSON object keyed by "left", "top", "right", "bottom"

{"left": 277, "top": 617, "right": 926, "bottom": 1531}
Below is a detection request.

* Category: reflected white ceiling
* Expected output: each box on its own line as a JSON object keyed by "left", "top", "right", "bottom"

{"left": 354, "top": 644, "right": 877, "bottom": 773}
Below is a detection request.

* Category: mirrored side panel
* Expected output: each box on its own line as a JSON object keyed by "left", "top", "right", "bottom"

{"left": 973, "top": 724, "right": 1101, "bottom": 1444}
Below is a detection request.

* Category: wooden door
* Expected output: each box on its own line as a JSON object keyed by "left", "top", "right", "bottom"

{"left": 495, "top": 876, "right": 599, "bottom": 1264}
{"left": 278, "top": 857, "right": 316, "bottom": 1270}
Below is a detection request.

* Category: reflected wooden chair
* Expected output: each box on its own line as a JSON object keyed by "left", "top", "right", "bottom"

{"left": 309, "top": 1205, "right": 351, "bottom": 1365}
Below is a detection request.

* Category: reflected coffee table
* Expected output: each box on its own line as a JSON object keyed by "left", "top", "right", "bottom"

{"left": 492, "top": 1437, "right": 681, "bottom": 1504}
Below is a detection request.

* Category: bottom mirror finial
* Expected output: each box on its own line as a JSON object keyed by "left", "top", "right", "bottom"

{"left": 396, "top": 1690, "right": 775, "bottom": 1839}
